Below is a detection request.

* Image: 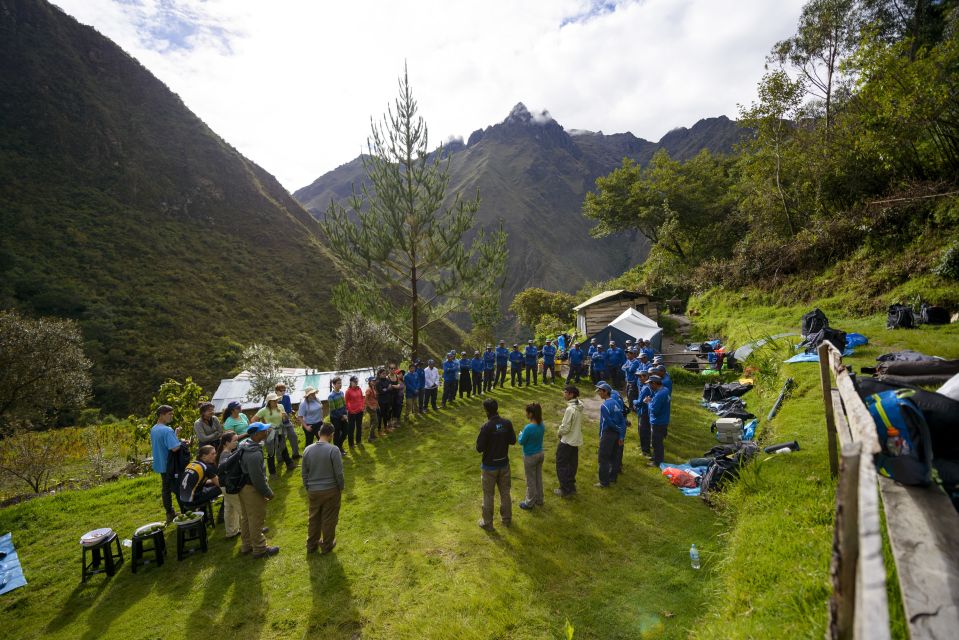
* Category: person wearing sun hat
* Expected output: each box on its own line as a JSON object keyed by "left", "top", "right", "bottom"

{"left": 254, "top": 392, "right": 293, "bottom": 476}
{"left": 298, "top": 386, "right": 324, "bottom": 448}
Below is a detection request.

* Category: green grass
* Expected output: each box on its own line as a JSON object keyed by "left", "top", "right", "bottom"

{"left": 688, "top": 289, "right": 959, "bottom": 640}
{"left": 0, "top": 381, "right": 722, "bottom": 640}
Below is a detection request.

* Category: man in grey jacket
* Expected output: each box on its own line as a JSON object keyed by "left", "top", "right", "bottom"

{"left": 237, "top": 423, "right": 279, "bottom": 558}
{"left": 301, "top": 423, "right": 344, "bottom": 554}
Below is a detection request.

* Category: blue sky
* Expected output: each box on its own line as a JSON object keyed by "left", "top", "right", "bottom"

{"left": 53, "top": 0, "right": 807, "bottom": 190}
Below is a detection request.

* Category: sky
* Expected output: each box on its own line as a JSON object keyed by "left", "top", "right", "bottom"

{"left": 51, "top": 0, "right": 807, "bottom": 190}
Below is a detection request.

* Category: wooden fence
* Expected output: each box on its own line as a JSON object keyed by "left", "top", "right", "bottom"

{"left": 817, "top": 342, "right": 959, "bottom": 639}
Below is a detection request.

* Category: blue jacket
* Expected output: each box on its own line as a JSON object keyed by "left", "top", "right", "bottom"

{"left": 662, "top": 373, "right": 673, "bottom": 393}
{"left": 633, "top": 383, "right": 652, "bottom": 416}
{"left": 569, "top": 347, "right": 583, "bottom": 365}
{"left": 495, "top": 346, "right": 509, "bottom": 366}
{"left": 471, "top": 357, "right": 484, "bottom": 373}
{"left": 600, "top": 396, "right": 627, "bottom": 439}
{"left": 649, "top": 387, "right": 671, "bottom": 425}
{"left": 483, "top": 350, "right": 496, "bottom": 370}
{"left": 642, "top": 347, "right": 656, "bottom": 362}
{"left": 443, "top": 360, "right": 459, "bottom": 382}
{"left": 509, "top": 350, "right": 524, "bottom": 367}
{"left": 541, "top": 344, "right": 556, "bottom": 364}
{"left": 622, "top": 358, "right": 641, "bottom": 383}
{"left": 404, "top": 371, "right": 420, "bottom": 394}
{"left": 524, "top": 345, "right": 538, "bottom": 365}
{"left": 416, "top": 368, "right": 426, "bottom": 389}
{"left": 460, "top": 357, "right": 472, "bottom": 371}
{"left": 587, "top": 345, "right": 597, "bottom": 359}
{"left": 590, "top": 349, "right": 606, "bottom": 370}
{"left": 606, "top": 347, "right": 625, "bottom": 369}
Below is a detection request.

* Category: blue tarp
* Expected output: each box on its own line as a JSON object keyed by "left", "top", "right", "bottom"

{"left": 0, "top": 533, "right": 27, "bottom": 596}
{"left": 743, "top": 419, "right": 758, "bottom": 441}
{"left": 786, "top": 347, "right": 855, "bottom": 363}
{"left": 846, "top": 333, "right": 868, "bottom": 347}
{"left": 659, "top": 463, "right": 709, "bottom": 496}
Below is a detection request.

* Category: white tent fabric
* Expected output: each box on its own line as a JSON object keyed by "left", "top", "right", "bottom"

{"left": 211, "top": 367, "right": 376, "bottom": 413}
{"left": 582, "top": 308, "right": 663, "bottom": 352}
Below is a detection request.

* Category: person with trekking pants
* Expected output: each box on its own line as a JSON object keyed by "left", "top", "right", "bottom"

{"left": 275, "top": 383, "right": 300, "bottom": 460}
{"left": 518, "top": 403, "right": 546, "bottom": 510}
{"left": 328, "top": 377, "right": 349, "bottom": 455}
{"left": 364, "top": 377, "right": 381, "bottom": 441}
{"left": 456, "top": 351, "right": 471, "bottom": 399}
{"left": 623, "top": 348, "right": 641, "bottom": 411}
{"left": 554, "top": 385, "right": 584, "bottom": 497}
{"left": 495, "top": 340, "right": 509, "bottom": 388}
{"left": 403, "top": 366, "right": 420, "bottom": 419}
{"left": 632, "top": 370, "right": 653, "bottom": 457}
{"left": 423, "top": 360, "right": 439, "bottom": 412}
{"left": 595, "top": 382, "right": 625, "bottom": 488}
{"left": 375, "top": 368, "right": 394, "bottom": 429}
{"left": 524, "top": 340, "right": 539, "bottom": 386}
{"left": 590, "top": 342, "right": 606, "bottom": 383}
{"left": 298, "top": 387, "right": 324, "bottom": 449}
{"left": 255, "top": 393, "right": 293, "bottom": 475}
{"left": 442, "top": 352, "right": 459, "bottom": 407}
{"left": 471, "top": 351, "right": 484, "bottom": 396}
{"left": 475, "top": 398, "right": 516, "bottom": 530}
{"left": 235, "top": 423, "right": 279, "bottom": 558}
{"left": 645, "top": 375, "right": 671, "bottom": 467}
{"left": 415, "top": 360, "right": 427, "bottom": 413}
{"left": 566, "top": 343, "right": 583, "bottom": 383}
{"left": 606, "top": 341, "right": 625, "bottom": 389}
{"left": 302, "top": 423, "right": 344, "bottom": 554}
{"left": 150, "top": 404, "right": 186, "bottom": 524}
{"left": 509, "top": 344, "right": 525, "bottom": 387}
{"left": 218, "top": 432, "right": 242, "bottom": 538}
{"left": 483, "top": 346, "right": 496, "bottom": 392}
{"left": 345, "top": 376, "right": 365, "bottom": 449}
{"left": 541, "top": 339, "right": 557, "bottom": 383}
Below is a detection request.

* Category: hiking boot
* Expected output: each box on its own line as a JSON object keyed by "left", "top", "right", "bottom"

{"left": 477, "top": 519, "right": 494, "bottom": 531}
{"left": 322, "top": 540, "right": 337, "bottom": 554}
{"left": 553, "top": 488, "right": 566, "bottom": 497}
{"left": 239, "top": 547, "right": 253, "bottom": 555}
{"left": 593, "top": 482, "right": 609, "bottom": 489}
{"left": 519, "top": 501, "right": 533, "bottom": 510}
{"left": 253, "top": 546, "right": 280, "bottom": 558}
{"left": 647, "top": 461, "right": 660, "bottom": 467}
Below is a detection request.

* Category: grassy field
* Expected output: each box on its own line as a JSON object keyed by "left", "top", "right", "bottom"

{"left": 688, "top": 289, "right": 959, "bottom": 640}
{"left": 0, "top": 379, "right": 722, "bottom": 640}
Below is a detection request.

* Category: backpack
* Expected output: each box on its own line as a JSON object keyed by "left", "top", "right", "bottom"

{"left": 165, "top": 444, "right": 191, "bottom": 483}
{"left": 863, "top": 389, "right": 933, "bottom": 486}
{"left": 887, "top": 304, "right": 916, "bottom": 329}
{"left": 920, "top": 303, "right": 950, "bottom": 325}
{"left": 803, "top": 327, "right": 847, "bottom": 354}
{"left": 218, "top": 449, "right": 249, "bottom": 494}
{"left": 801, "top": 308, "right": 829, "bottom": 337}
{"left": 700, "top": 442, "right": 759, "bottom": 502}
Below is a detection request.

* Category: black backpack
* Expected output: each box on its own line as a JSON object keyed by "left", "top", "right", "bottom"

{"left": 803, "top": 327, "right": 847, "bottom": 354}
{"left": 920, "top": 303, "right": 950, "bottom": 325}
{"left": 700, "top": 442, "right": 759, "bottom": 502}
{"left": 219, "top": 449, "right": 249, "bottom": 494}
{"left": 801, "top": 308, "right": 829, "bottom": 337}
{"left": 887, "top": 304, "right": 916, "bottom": 329}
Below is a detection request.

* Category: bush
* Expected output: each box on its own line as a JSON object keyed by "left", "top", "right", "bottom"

{"left": 934, "top": 242, "right": 959, "bottom": 280}
{"left": 77, "top": 407, "right": 101, "bottom": 427}
{"left": 0, "top": 426, "right": 69, "bottom": 494}
{"left": 534, "top": 315, "right": 571, "bottom": 345}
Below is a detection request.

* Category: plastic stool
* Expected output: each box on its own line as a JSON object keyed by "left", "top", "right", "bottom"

{"left": 81, "top": 531, "right": 124, "bottom": 581}
{"left": 131, "top": 525, "right": 166, "bottom": 573}
{"left": 176, "top": 518, "right": 208, "bottom": 560}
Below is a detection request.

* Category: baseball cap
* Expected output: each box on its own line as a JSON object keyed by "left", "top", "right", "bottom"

{"left": 595, "top": 381, "right": 613, "bottom": 392}
{"left": 648, "top": 375, "right": 663, "bottom": 383}
{"left": 246, "top": 422, "right": 271, "bottom": 435}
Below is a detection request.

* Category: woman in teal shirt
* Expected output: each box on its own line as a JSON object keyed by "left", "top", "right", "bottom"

{"left": 518, "top": 402, "right": 546, "bottom": 510}
{"left": 221, "top": 401, "right": 250, "bottom": 436}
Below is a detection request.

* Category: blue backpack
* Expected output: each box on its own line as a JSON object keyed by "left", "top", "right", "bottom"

{"left": 864, "top": 389, "right": 933, "bottom": 486}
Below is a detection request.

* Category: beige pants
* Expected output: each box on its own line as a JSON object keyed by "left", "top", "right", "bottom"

{"left": 481, "top": 465, "right": 512, "bottom": 526}
{"left": 223, "top": 492, "right": 241, "bottom": 537}
{"left": 523, "top": 452, "right": 545, "bottom": 505}
{"left": 307, "top": 487, "right": 342, "bottom": 552}
{"left": 238, "top": 484, "right": 268, "bottom": 553}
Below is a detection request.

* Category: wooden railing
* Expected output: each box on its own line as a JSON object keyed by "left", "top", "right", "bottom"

{"left": 818, "top": 342, "right": 959, "bottom": 640}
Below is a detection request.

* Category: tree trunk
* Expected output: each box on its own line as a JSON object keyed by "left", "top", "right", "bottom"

{"left": 411, "top": 264, "right": 419, "bottom": 358}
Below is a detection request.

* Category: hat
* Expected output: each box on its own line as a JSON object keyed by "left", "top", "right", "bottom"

{"left": 546, "top": 339, "right": 552, "bottom": 343}
{"left": 226, "top": 401, "right": 242, "bottom": 412}
{"left": 367, "top": 377, "right": 376, "bottom": 383}
{"left": 265, "top": 392, "right": 279, "bottom": 402}
{"left": 648, "top": 375, "right": 663, "bottom": 383}
{"left": 303, "top": 386, "right": 318, "bottom": 398}
{"left": 486, "top": 345, "right": 492, "bottom": 349}
{"left": 626, "top": 349, "right": 635, "bottom": 356}
{"left": 474, "top": 351, "right": 480, "bottom": 355}
{"left": 428, "top": 359, "right": 435, "bottom": 364}
{"left": 528, "top": 339, "right": 533, "bottom": 343}
{"left": 595, "top": 381, "right": 613, "bottom": 393}
{"left": 512, "top": 343, "right": 519, "bottom": 347}
{"left": 609, "top": 340, "right": 616, "bottom": 345}
{"left": 638, "top": 369, "right": 650, "bottom": 377}
{"left": 461, "top": 351, "right": 467, "bottom": 355}
{"left": 499, "top": 340, "right": 505, "bottom": 344}
{"left": 638, "top": 352, "right": 648, "bottom": 359}
{"left": 590, "top": 338, "right": 597, "bottom": 343}
{"left": 246, "top": 422, "right": 271, "bottom": 435}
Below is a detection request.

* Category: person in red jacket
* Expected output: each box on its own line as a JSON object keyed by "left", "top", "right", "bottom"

{"left": 344, "top": 376, "right": 365, "bottom": 450}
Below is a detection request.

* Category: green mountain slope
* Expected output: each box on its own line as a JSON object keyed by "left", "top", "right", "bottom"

{"left": 0, "top": 0, "right": 345, "bottom": 413}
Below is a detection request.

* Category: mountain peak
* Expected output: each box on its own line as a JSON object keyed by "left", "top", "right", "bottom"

{"left": 503, "top": 102, "right": 554, "bottom": 126}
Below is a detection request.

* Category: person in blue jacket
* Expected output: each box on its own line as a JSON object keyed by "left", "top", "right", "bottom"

{"left": 633, "top": 370, "right": 653, "bottom": 457}
{"left": 403, "top": 366, "right": 421, "bottom": 419}
{"left": 415, "top": 360, "right": 427, "bottom": 413}
{"left": 652, "top": 364, "right": 672, "bottom": 392}
{"left": 622, "top": 348, "right": 642, "bottom": 411}
{"left": 594, "top": 382, "right": 626, "bottom": 488}
{"left": 483, "top": 346, "right": 496, "bottom": 392}
{"left": 459, "top": 351, "right": 473, "bottom": 399}
{"left": 637, "top": 351, "right": 650, "bottom": 374}
{"left": 495, "top": 340, "right": 509, "bottom": 388}
{"left": 565, "top": 343, "right": 584, "bottom": 383}
{"left": 605, "top": 340, "right": 626, "bottom": 389}
{"left": 442, "top": 352, "right": 459, "bottom": 408}
{"left": 541, "top": 339, "right": 557, "bottom": 384}
{"left": 644, "top": 375, "right": 671, "bottom": 466}
{"left": 509, "top": 344, "right": 525, "bottom": 387}
{"left": 590, "top": 342, "right": 606, "bottom": 383}
{"left": 471, "top": 351, "right": 485, "bottom": 395}
{"left": 524, "top": 340, "right": 539, "bottom": 386}
{"left": 641, "top": 339, "right": 656, "bottom": 363}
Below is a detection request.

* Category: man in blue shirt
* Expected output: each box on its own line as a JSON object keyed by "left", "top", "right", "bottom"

{"left": 652, "top": 364, "right": 672, "bottom": 393}
{"left": 459, "top": 351, "right": 473, "bottom": 399}
{"left": 403, "top": 367, "right": 420, "bottom": 419}
{"left": 541, "top": 339, "right": 557, "bottom": 384}
{"left": 595, "top": 382, "right": 625, "bottom": 488}
{"left": 509, "top": 344, "right": 525, "bottom": 387}
{"left": 622, "top": 348, "right": 642, "bottom": 411}
{"left": 590, "top": 342, "right": 606, "bottom": 383}
{"left": 606, "top": 341, "right": 626, "bottom": 389}
{"left": 565, "top": 343, "right": 584, "bottom": 383}
{"left": 150, "top": 404, "right": 185, "bottom": 523}
{"left": 495, "top": 340, "right": 509, "bottom": 388}
{"left": 524, "top": 340, "right": 539, "bottom": 386}
{"left": 633, "top": 370, "right": 653, "bottom": 457}
{"left": 645, "top": 375, "right": 671, "bottom": 466}
{"left": 641, "top": 340, "right": 656, "bottom": 363}
{"left": 415, "top": 361, "right": 427, "bottom": 413}
{"left": 483, "top": 346, "right": 496, "bottom": 392}
{"left": 442, "top": 352, "right": 459, "bottom": 408}
{"left": 471, "top": 351, "right": 485, "bottom": 396}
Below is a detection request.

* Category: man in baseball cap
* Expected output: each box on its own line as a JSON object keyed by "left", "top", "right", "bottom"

{"left": 644, "top": 375, "right": 670, "bottom": 466}
{"left": 495, "top": 340, "right": 509, "bottom": 388}
{"left": 509, "top": 343, "right": 524, "bottom": 387}
{"left": 594, "top": 382, "right": 625, "bottom": 488}
{"left": 236, "top": 422, "right": 279, "bottom": 558}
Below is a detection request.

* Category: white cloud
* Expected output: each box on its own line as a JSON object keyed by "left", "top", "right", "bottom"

{"left": 50, "top": 0, "right": 806, "bottom": 190}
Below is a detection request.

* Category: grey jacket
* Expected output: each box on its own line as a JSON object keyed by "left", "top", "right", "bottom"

{"left": 193, "top": 416, "right": 223, "bottom": 445}
{"left": 238, "top": 438, "right": 273, "bottom": 498}
{"left": 301, "top": 441, "right": 344, "bottom": 492}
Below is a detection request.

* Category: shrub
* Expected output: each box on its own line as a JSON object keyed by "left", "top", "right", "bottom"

{"left": 934, "top": 242, "right": 959, "bottom": 280}
{"left": 0, "top": 426, "right": 69, "bottom": 494}
{"left": 77, "top": 407, "right": 101, "bottom": 427}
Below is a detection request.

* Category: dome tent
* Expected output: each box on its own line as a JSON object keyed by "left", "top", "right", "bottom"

{"left": 579, "top": 308, "right": 663, "bottom": 352}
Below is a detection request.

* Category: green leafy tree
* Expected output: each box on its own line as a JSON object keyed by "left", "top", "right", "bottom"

{"left": 333, "top": 315, "right": 403, "bottom": 370}
{"left": 0, "top": 310, "right": 92, "bottom": 433}
{"left": 509, "top": 287, "right": 577, "bottom": 327}
{"left": 239, "top": 344, "right": 301, "bottom": 403}
{"left": 534, "top": 314, "right": 570, "bottom": 345}
{"left": 319, "top": 66, "right": 507, "bottom": 357}
{"left": 149, "top": 378, "right": 208, "bottom": 434}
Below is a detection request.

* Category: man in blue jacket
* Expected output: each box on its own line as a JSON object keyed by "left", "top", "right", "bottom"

{"left": 641, "top": 339, "right": 656, "bottom": 363}
{"left": 509, "top": 344, "right": 524, "bottom": 387}
{"left": 495, "top": 340, "right": 509, "bottom": 388}
{"left": 633, "top": 370, "right": 653, "bottom": 457}
{"left": 524, "top": 340, "right": 539, "bottom": 386}
{"left": 442, "top": 352, "right": 459, "bottom": 408}
{"left": 541, "top": 339, "right": 557, "bottom": 384}
{"left": 471, "top": 351, "right": 485, "bottom": 395}
{"left": 605, "top": 340, "right": 626, "bottom": 389}
{"left": 415, "top": 360, "right": 427, "bottom": 413}
{"left": 622, "top": 348, "right": 642, "bottom": 411}
{"left": 483, "top": 346, "right": 496, "bottom": 392}
{"left": 590, "top": 343, "right": 606, "bottom": 383}
{"left": 459, "top": 351, "right": 473, "bottom": 399}
{"left": 651, "top": 364, "right": 672, "bottom": 393}
{"left": 644, "top": 375, "right": 671, "bottom": 466}
{"left": 565, "top": 343, "right": 584, "bottom": 383}
{"left": 594, "top": 382, "right": 626, "bottom": 488}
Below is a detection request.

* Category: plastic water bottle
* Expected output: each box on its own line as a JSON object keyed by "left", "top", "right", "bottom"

{"left": 690, "top": 544, "right": 701, "bottom": 570}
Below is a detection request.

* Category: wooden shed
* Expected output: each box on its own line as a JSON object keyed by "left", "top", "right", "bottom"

{"left": 574, "top": 289, "right": 657, "bottom": 337}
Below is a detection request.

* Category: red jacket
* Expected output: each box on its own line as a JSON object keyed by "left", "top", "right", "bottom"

{"left": 345, "top": 386, "right": 365, "bottom": 414}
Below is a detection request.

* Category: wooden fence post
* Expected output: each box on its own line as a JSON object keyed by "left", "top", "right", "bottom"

{"left": 829, "top": 442, "right": 861, "bottom": 640}
{"left": 819, "top": 342, "right": 840, "bottom": 478}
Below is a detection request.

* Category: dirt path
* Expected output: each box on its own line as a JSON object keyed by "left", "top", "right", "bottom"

{"left": 661, "top": 313, "right": 692, "bottom": 354}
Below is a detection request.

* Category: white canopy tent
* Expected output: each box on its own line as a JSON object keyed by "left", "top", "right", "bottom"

{"left": 580, "top": 307, "right": 663, "bottom": 352}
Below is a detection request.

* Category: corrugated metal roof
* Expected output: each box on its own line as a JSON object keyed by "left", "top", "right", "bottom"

{"left": 573, "top": 289, "right": 645, "bottom": 311}
{"left": 211, "top": 367, "right": 376, "bottom": 413}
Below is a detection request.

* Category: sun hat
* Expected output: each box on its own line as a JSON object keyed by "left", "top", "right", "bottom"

{"left": 265, "top": 392, "right": 279, "bottom": 402}
{"left": 303, "top": 386, "right": 318, "bottom": 397}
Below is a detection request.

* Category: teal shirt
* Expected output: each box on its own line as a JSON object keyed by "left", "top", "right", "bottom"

{"left": 517, "top": 422, "right": 545, "bottom": 456}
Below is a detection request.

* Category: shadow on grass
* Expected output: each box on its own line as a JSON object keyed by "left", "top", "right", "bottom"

{"left": 306, "top": 553, "right": 360, "bottom": 637}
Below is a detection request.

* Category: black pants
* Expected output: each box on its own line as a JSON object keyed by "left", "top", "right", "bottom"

{"left": 614, "top": 441, "right": 624, "bottom": 477}
{"left": 182, "top": 485, "right": 221, "bottom": 513}
{"left": 639, "top": 412, "right": 651, "bottom": 454}
{"left": 495, "top": 365, "right": 507, "bottom": 387}
{"left": 543, "top": 363, "right": 555, "bottom": 382}
{"left": 472, "top": 371, "right": 483, "bottom": 394}
{"left": 566, "top": 363, "right": 582, "bottom": 383}
{"left": 483, "top": 369, "right": 494, "bottom": 392}
{"left": 556, "top": 442, "right": 579, "bottom": 495}
{"left": 161, "top": 472, "right": 183, "bottom": 517}
{"left": 417, "top": 389, "right": 426, "bottom": 411}
{"left": 268, "top": 442, "right": 292, "bottom": 474}
{"left": 459, "top": 372, "right": 472, "bottom": 397}
{"left": 626, "top": 382, "right": 638, "bottom": 411}
{"left": 425, "top": 387, "right": 438, "bottom": 410}
{"left": 333, "top": 415, "right": 348, "bottom": 453}
{"left": 525, "top": 364, "right": 538, "bottom": 385}
{"left": 511, "top": 366, "right": 523, "bottom": 386}
{"left": 651, "top": 423, "right": 668, "bottom": 465}
{"left": 347, "top": 412, "right": 363, "bottom": 447}
{"left": 442, "top": 381, "right": 457, "bottom": 406}
{"left": 591, "top": 367, "right": 605, "bottom": 383}
{"left": 380, "top": 396, "right": 393, "bottom": 424}
{"left": 607, "top": 368, "right": 619, "bottom": 389}
{"left": 303, "top": 422, "right": 322, "bottom": 448}
{"left": 598, "top": 430, "right": 620, "bottom": 486}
